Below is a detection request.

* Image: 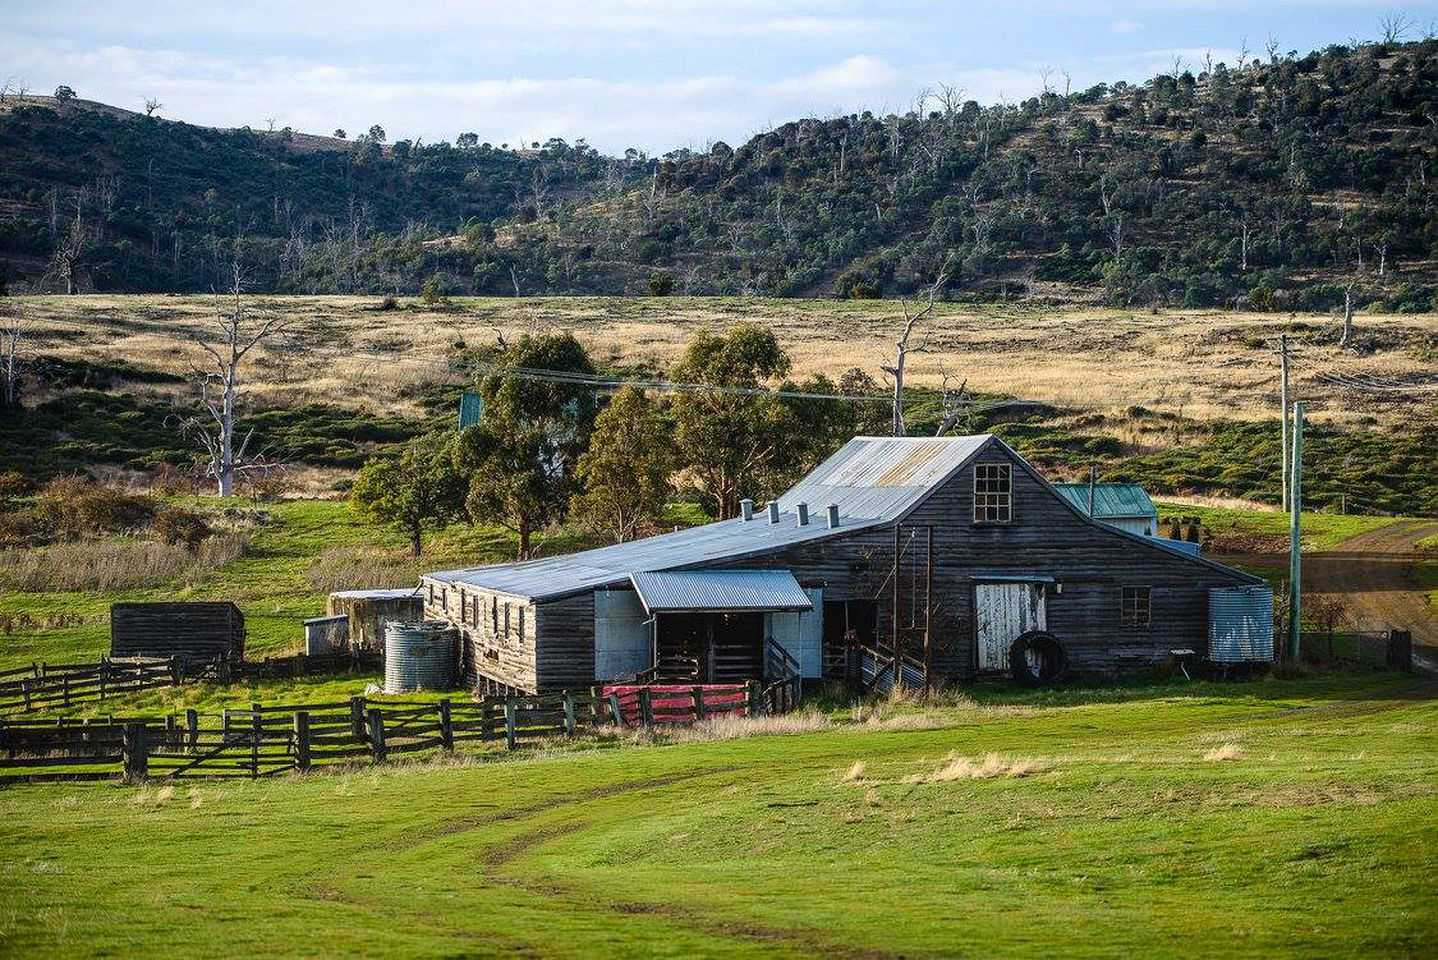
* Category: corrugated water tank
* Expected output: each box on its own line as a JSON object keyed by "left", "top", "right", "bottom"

{"left": 384, "top": 621, "right": 458, "bottom": 693}
{"left": 1208, "top": 586, "right": 1275, "bottom": 663}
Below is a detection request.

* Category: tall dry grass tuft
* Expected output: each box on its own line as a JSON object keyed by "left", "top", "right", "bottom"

{"left": 1203, "top": 743, "right": 1245, "bottom": 762}
{"left": 307, "top": 545, "right": 424, "bottom": 593}
{"left": 918, "top": 753, "right": 1045, "bottom": 782}
{"left": 0, "top": 534, "right": 247, "bottom": 591}
{"left": 650, "top": 710, "right": 834, "bottom": 744}
{"left": 841, "top": 760, "right": 868, "bottom": 782}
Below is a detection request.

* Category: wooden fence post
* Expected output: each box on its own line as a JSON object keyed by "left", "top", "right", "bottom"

{"left": 608, "top": 691, "right": 624, "bottom": 728}
{"left": 217, "top": 658, "right": 231, "bottom": 685}
{"left": 368, "top": 709, "right": 387, "bottom": 763}
{"left": 562, "top": 691, "right": 576, "bottom": 737}
{"left": 99, "top": 659, "right": 108, "bottom": 701}
{"left": 62, "top": 675, "right": 71, "bottom": 709}
{"left": 221, "top": 709, "right": 231, "bottom": 740}
{"left": 747, "top": 679, "right": 763, "bottom": 717}
{"left": 481, "top": 698, "right": 496, "bottom": 741}
{"left": 185, "top": 709, "right": 199, "bottom": 753}
{"left": 692, "top": 685, "right": 705, "bottom": 722}
{"left": 21, "top": 678, "right": 30, "bottom": 713}
{"left": 437, "top": 700, "right": 453, "bottom": 752}
{"left": 250, "top": 703, "right": 262, "bottom": 779}
{"left": 122, "top": 723, "right": 148, "bottom": 782}
{"left": 294, "top": 712, "right": 311, "bottom": 772}
{"left": 170, "top": 656, "right": 184, "bottom": 687}
{"left": 164, "top": 714, "right": 178, "bottom": 749}
{"left": 639, "top": 688, "right": 654, "bottom": 729}
{"left": 349, "top": 696, "right": 367, "bottom": 742}
{"left": 504, "top": 695, "right": 518, "bottom": 750}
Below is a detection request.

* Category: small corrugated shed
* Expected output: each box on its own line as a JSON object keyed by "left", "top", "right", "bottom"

{"left": 630, "top": 570, "right": 813, "bottom": 614}
{"left": 110, "top": 602, "right": 244, "bottom": 665}
{"left": 326, "top": 588, "right": 422, "bottom": 651}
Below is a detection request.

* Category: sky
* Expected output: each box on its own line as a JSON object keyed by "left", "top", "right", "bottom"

{"left": 2, "top": 1, "right": 1433, "bottom": 154}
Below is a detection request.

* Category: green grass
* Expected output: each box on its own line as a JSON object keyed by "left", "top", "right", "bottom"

{"left": 1154, "top": 501, "right": 1409, "bottom": 553}
{"left": 0, "top": 672, "right": 1433, "bottom": 957}
{"left": 1419, "top": 535, "right": 1438, "bottom": 613}
{"left": 0, "top": 499, "right": 600, "bottom": 670}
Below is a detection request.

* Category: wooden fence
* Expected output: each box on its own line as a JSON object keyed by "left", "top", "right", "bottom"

{"left": 0, "top": 682, "right": 772, "bottom": 784}
{"left": 0, "top": 658, "right": 182, "bottom": 715}
{"left": 0, "top": 650, "right": 384, "bottom": 715}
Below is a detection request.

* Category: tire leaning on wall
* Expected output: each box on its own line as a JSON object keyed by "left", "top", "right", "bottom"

{"left": 1009, "top": 630, "right": 1068, "bottom": 687}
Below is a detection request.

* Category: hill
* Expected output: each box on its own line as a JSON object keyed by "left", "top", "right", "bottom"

{"left": 1, "top": 38, "right": 1435, "bottom": 307}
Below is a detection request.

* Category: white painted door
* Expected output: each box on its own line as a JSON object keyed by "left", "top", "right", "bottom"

{"left": 593, "top": 589, "right": 651, "bottom": 681}
{"left": 765, "top": 588, "right": 823, "bottom": 679}
{"left": 975, "top": 582, "right": 1047, "bottom": 672}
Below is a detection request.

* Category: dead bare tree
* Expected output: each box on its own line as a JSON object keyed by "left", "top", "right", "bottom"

{"left": 1380, "top": 12, "right": 1412, "bottom": 44}
{"left": 881, "top": 255, "right": 955, "bottom": 436}
{"left": 1339, "top": 276, "right": 1359, "bottom": 348}
{"left": 933, "top": 369, "right": 969, "bottom": 437}
{"left": 185, "top": 262, "right": 293, "bottom": 496}
{"left": 1, "top": 307, "right": 30, "bottom": 411}
{"left": 143, "top": 97, "right": 163, "bottom": 117}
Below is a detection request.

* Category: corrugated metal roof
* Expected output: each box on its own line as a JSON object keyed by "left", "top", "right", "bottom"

{"left": 328, "top": 588, "right": 421, "bottom": 600}
{"left": 630, "top": 569, "right": 813, "bottom": 613}
{"left": 427, "top": 434, "right": 994, "bottom": 601}
{"left": 1051, "top": 483, "right": 1157, "bottom": 519}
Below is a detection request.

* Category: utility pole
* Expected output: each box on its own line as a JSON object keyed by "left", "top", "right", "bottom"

{"left": 1279, "top": 334, "right": 1291, "bottom": 512}
{"left": 1288, "top": 401, "right": 1304, "bottom": 662}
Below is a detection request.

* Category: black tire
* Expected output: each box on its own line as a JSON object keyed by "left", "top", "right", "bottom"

{"left": 1009, "top": 630, "right": 1068, "bottom": 687}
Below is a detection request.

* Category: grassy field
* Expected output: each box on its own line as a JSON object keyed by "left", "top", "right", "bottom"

{"left": 0, "top": 672, "right": 1433, "bottom": 958}
{"left": 13, "top": 295, "right": 1436, "bottom": 429}
{"left": 1154, "top": 501, "right": 1410, "bottom": 553}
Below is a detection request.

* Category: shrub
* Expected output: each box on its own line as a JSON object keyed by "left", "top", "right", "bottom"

{"left": 151, "top": 506, "right": 212, "bottom": 550}
{"left": 37, "top": 477, "right": 156, "bottom": 540}
{"left": 0, "top": 470, "right": 32, "bottom": 501}
{"left": 647, "top": 272, "right": 675, "bottom": 296}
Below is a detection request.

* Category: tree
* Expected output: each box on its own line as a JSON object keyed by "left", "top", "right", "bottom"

{"left": 881, "top": 255, "right": 953, "bottom": 436}
{"left": 367, "top": 124, "right": 387, "bottom": 143}
{"left": 1, "top": 305, "right": 29, "bottom": 412}
{"left": 648, "top": 271, "right": 675, "bottom": 296}
{"left": 571, "top": 387, "right": 675, "bottom": 542}
{"left": 333, "top": 128, "right": 347, "bottom": 139}
{"left": 458, "top": 332, "right": 597, "bottom": 558}
{"left": 456, "top": 132, "right": 479, "bottom": 148}
{"left": 351, "top": 434, "right": 467, "bottom": 557}
{"left": 184, "top": 262, "right": 293, "bottom": 496}
{"left": 143, "top": 97, "right": 163, "bottom": 117}
{"left": 670, "top": 324, "right": 794, "bottom": 519}
{"left": 52, "top": 85, "right": 76, "bottom": 102}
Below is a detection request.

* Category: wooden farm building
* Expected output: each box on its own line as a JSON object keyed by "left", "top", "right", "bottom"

{"left": 421, "top": 435, "right": 1262, "bottom": 694}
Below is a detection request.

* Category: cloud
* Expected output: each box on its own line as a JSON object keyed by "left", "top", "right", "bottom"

{"left": 1108, "top": 19, "right": 1144, "bottom": 35}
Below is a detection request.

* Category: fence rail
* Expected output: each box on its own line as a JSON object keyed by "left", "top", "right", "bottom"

{"left": 0, "top": 682, "right": 776, "bottom": 785}
{"left": 0, "top": 651, "right": 384, "bottom": 715}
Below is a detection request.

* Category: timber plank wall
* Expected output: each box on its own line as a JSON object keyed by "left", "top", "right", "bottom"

{"left": 110, "top": 602, "right": 245, "bottom": 665}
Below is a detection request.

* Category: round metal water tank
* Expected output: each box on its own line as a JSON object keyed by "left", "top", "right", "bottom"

{"left": 383, "top": 620, "right": 458, "bottom": 693}
{"left": 1208, "top": 587, "right": 1275, "bottom": 663}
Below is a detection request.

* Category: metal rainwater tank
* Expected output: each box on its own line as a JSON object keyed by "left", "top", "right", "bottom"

{"left": 384, "top": 620, "right": 458, "bottom": 693}
{"left": 1208, "top": 586, "right": 1275, "bottom": 663}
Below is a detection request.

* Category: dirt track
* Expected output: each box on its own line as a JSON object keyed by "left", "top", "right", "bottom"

{"left": 1304, "top": 520, "right": 1438, "bottom": 654}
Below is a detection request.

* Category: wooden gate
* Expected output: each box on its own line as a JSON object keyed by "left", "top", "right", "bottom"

{"left": 974, "top": 582, "right": 1047, "bottom": 672}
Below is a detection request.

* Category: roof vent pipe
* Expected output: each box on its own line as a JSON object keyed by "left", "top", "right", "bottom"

{"left": 767, "top": 501, "right": 780, "bottom": 524}
{"left": 827, "top": 504, "right": 840, "bottom": 529}
{"left": 740, "top": 498, "right": 754, "bottom": 521}
{"left": 796, "top": 503, "right": 810, "bottom": 526}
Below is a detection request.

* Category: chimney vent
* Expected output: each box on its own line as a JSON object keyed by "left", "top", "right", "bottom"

{"left": 827, "top": 504, "right": 840, "bottom": 529}
{"left": 740, "top": 498, "right": 754, "bottom": 521}
{"left": 767, "top": 501, "right": 780, "bottom": 524}
{"left": 796, "top": 503, "right": 810, "bottom": 526}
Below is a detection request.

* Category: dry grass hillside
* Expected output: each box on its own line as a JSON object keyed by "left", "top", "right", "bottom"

{"left": 10, "top": 295, "right": 1436, "bottom": 430}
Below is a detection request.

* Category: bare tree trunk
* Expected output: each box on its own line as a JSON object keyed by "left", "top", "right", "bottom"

{"left": 1339, "top": 280, "right": 1357, "bottom": 348}
{"left": 882, "top": 256, "right": 955, "bottom": 437}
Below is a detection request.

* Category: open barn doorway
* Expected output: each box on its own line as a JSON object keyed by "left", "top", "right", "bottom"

{"left": 655, "top": 612, "right": 764, "bottom": 682}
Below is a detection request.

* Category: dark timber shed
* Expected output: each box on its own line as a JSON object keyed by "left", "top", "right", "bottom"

{"left": 110, "top": 601, "right": 245, "bottom": 665}
{"left": 422, "top": 435, "right": 1262, "bottom": 694}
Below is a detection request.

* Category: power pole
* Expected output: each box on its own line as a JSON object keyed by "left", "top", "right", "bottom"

{"left": 1288, "top": 401, "right": 1304, "bottom": 662}
{"left": 1278, "top": 334, "right": 1291, "bottom": 512}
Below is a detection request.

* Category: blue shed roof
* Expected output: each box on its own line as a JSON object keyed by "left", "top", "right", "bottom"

{"left": 1051, "top": 483, "right": 1157, "bottom": 520}
{"left": 630, "top": 569, "right": 812, "bottom": 614}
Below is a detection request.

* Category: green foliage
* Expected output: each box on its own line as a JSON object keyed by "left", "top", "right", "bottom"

{"left": 349, "top": 434, "right": 467, "bottom": 556}
{"left": 571, "top": 387, "right": 675, "bottom": 543}
{"left": 461, "top": 332, "right": 599, "bottom": 557}
{"left": 4, "top": 40, "right": 1434, "bottom": 303}
{"left": 647, "top": 271, "right": 675, "bottom": 296}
